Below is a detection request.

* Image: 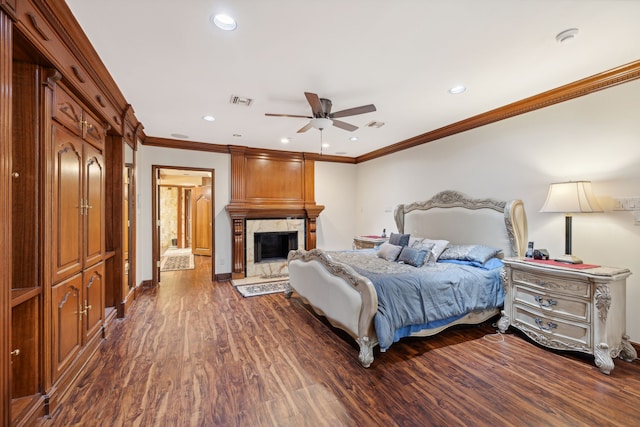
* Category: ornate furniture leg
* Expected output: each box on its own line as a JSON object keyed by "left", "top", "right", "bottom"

{"left": 497, "top": 310, "right": 510, "bottom": 334}
{"left": 619, "top": 334, "right": 638, "bottom": 362}
{"left": 357, "top": 336, "right": 375, "bottom": 368}
{"left": 595, "top": 343, "right": 615, "bottom": 375}
{"left": 283, "top": 282, "right": 294, "bottom": 299}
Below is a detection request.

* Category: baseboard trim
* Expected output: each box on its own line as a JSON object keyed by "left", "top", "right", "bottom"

{"left": 215, "top": 272, "right": 232, "bottom": 282}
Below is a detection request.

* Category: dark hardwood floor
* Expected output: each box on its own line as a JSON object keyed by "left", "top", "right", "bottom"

{"left": 42, "top": 256, "right": 640, "bottom": 426}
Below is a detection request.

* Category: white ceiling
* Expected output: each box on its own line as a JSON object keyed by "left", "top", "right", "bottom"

{"left": 65, "top": 0, "right": 640, "bottom": 158}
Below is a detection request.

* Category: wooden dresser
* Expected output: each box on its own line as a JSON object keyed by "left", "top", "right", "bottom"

{"left": 498, "top": 258, "right": 636, "bottom": 374}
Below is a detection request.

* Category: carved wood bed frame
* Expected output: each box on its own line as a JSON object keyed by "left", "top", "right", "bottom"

{"left": 286, "top": 190, "right": 528, "bottom": 367}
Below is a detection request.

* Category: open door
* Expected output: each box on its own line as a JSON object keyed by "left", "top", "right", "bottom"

{"left": 191, "top": 185, "right": 212, "bottom": 256}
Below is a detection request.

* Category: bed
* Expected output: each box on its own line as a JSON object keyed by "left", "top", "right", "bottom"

{"left": 286, "top": 190, "right": 528, "bottom": 367}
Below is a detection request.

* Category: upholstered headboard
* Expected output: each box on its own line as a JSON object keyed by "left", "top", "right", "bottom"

{"left": 393, "top": 190, "right": 528, "bottom": 257}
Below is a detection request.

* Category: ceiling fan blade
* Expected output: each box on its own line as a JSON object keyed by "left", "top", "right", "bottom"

{"left": 332, "top": 119, "right": 358, "bottom": 132}
{"left": 330, "top": 104, "right": 376, "bottom": 118}
{"left": 297, "top": 122, "right": 313, "bottom": 133}
{"left": 265, "top": 113, "right": 313, "bottom": 119}
{"left": 304, "top": 92, "right": 324, "bottom": 117}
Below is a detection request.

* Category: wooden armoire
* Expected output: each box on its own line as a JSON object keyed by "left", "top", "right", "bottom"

{"left": 1, "top": 1, "right": 141, "bottom": 425}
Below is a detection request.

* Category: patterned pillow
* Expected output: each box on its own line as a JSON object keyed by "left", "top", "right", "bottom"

{"left": 376, "top": 242, "right": 403, "bottom": 261}
{"left": 411, "top": 238, "right": 449, "bottom": 263}
{"left": 389, "top": 232, "right": 410, "bottom": 247}
{"left": 438, "top": 244, "right": 503, "bottom": 264}
{"left": 397, "top": 245, "right": 431, "bottom": 267}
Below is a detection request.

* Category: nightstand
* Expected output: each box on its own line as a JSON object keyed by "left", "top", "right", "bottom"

{"left": 352, "top": 236, "right": 388, "bottom": 250}
{"left": 498, "top": 258, "right": 636, "bottom": 374}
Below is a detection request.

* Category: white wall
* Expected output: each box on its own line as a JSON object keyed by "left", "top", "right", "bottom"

{"left": 315, "top": 161, "right": 358, "bottom": 250}
{"left": 354, "top": 79, "right": 640, "bottom": 341}
{"left": 135, "top": 146, "right": 231, "bottom": 282}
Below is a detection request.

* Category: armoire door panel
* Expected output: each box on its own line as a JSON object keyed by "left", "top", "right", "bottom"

{"left": 52, "top": 125, "right": 84, "bottom": 283}
{"left": 84, "top": 144, "right": 104, "bottom": 268}
{"left": 51, "top": 274, "right": 83, "bottom": 380}
{"left": 83, "top": 262, "right": 104, "bottom": 341}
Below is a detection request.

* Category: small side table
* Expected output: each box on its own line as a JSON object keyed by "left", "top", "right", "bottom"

{"left": 352, "top": 236, "right": 388, "bottom": 250}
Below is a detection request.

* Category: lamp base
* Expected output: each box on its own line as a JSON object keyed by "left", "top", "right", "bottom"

{"left": 554, "top": 254, "right": 583, "bottom": 264}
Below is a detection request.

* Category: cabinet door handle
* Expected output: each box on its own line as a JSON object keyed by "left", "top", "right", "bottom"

{"left": 10, "top": 349, "right": 20, "bottom": 356}
{"left": 534, "top": 295, "right": 558, "bottom": 308}
{"left": 535, "top": 318, "right": 557, "bottom": 331}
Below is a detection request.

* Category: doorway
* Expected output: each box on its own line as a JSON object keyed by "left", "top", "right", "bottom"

{"left": 152, "top": 166, "right": 215, "bottom": 285}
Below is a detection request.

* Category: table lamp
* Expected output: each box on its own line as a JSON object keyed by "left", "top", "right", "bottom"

{"left": 540, "top": 181, "right": 602, "bottom": 264}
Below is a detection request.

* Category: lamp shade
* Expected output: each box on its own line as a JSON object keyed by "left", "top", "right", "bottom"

{"left": 540, "top": 181, "right": 603, "bottom": 213}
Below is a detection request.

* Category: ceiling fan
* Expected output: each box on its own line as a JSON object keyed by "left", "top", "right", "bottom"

{"left": 265, "top": 92, "right": 376, "bottom": 133}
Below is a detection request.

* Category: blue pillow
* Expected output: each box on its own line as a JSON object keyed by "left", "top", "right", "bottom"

{"left": 397, "top": 246, "right": 429, "bottom": 267}
{"left": 438, "top": 244, "right": 503, "bottom": 264}
{"left": 389, "top": 232, "right": 410, "bottom": 247}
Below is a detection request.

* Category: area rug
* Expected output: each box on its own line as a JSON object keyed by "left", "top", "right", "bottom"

{"left": 160, "top": 248, "right": 195, "bottom": 271}
{"left": 235, "top": 280, "right": 291, "bottom": 298}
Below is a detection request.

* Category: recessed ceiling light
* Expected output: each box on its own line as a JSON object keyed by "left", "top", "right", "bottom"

{"left": 349, "top": 136, "right": 358, "bottom": 142}
{"left": 280, "top": 137, "right": 291, "bottom": 144}
{"left": 322, "top": 143, "right": 330, "bottom": 148}
{"left": 449, "top": 85, "right": 466, "bottom": 94}
{"left": 556, "top": 28, "right": 579, "bottom": 43}
{"left": 202, "top": 115, "right": 215, "bottom": 122}
{"left": 211, "top": 14, "right": 237, "bottom": 31}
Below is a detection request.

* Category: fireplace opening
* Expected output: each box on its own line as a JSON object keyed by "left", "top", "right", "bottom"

{"left": 254, "top": 231, "right": 298, "bottom": 263}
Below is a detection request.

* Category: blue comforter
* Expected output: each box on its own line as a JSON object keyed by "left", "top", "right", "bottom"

{"left": 328, "top": 251, "right": 504, "bottom": 350}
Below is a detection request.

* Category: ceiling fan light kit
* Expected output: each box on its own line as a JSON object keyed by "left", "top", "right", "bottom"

{"left": 310, "top": 117, "right": 333, "bottom": 130}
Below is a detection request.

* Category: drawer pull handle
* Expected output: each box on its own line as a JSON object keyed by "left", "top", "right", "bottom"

{"left": 534, "top": 295, "right": 557, "bottom": 308}
{"left": 535, "top": 318, "right": 557, "bottom": 331}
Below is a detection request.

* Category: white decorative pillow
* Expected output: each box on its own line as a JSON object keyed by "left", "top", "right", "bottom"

{"left": 411, "top": 238, "right": 449, "bottom": 263}
{"left": 376, "top": 242, "right": 403, "bottom": 261}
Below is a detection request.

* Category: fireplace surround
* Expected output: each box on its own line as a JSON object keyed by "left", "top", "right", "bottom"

{"left": 225, "top": 147, "right": 324, "bottom": 279}
{"left": 245, "top": 219, "right": 304, "bottom": 278}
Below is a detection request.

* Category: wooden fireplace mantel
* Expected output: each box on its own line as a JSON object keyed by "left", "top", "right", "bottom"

{"left": 226, "top": 147, "right": 324, "bottom": 278}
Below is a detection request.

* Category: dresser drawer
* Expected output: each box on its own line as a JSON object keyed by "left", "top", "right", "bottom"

{"left": 512, "top": 304, "right": 591, "bottom": 352}
{"left": 512, "top": 270, "right": 590, "bottom": 299}
{"left": 513, "top": 285, "right": 590, "bottom": 323}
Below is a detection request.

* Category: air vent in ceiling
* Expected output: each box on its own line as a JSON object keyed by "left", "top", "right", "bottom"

{"left": 229, "top": 95, "right": 253, "bottom": 106}
{"left": 366, "top": 121, "right": 385, "bottom": 128}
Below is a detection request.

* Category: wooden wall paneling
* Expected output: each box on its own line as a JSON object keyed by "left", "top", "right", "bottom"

{"left": 104, "top": 133, "right": 124, "bottom": 316}
{"left": 226, "top": 148, "right": 323, "bottom": 277}
{"left": 245, "top": 155, "right": 304, "bottom": 202}
{"left": 10, "top": 59, "right": 48, "bottom": 424}
{"left": 41, "top": 68, "right": 60, "bottom": 397}
{"left": 0, "top": 9, "right": 12, "bottom": 426}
